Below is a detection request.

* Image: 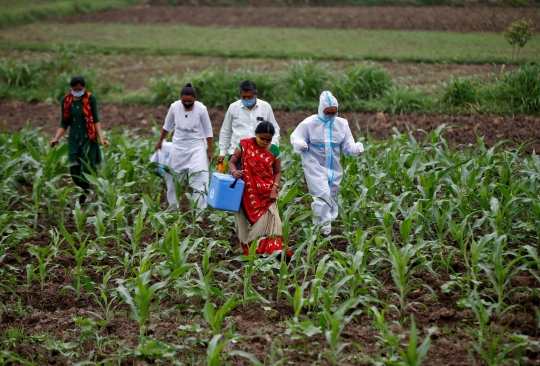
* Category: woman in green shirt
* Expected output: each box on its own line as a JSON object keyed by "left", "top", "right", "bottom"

{"left": 49, "top": 76, "right": 110, "bottom": 205}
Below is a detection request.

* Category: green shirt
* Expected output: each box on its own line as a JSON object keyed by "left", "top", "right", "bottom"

{"left": 59, "top": 94, "right": 100, "bottom": 139}
{"left": 59, "top": 94, "right": 101, "bottom": 169}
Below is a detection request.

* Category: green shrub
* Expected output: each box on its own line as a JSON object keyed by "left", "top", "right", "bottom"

{"left": 283, "top": 60, "right": 329, "bottom": 102}
{"left": 503, "top": 19, "right": 536, "bottom": 61}
{"left": 187, "top": 67, "right": 237, "bottom": 109}
{"left": 0, "top": 59, "right": 44, "bottom": 89}
{"left": 492, "top": 63, "right": 540, "bottom": 114}
{"left": 331, "top": 63, "right": 394, "bottom": 102}
{"left": 148, "top": 76, "right": 184, "bottom": 107}
{"left": 379, "top": 87, "right": 431, "bottom": 114}
{"left": 440, "top": 77, "right": 479, "bottom": 107}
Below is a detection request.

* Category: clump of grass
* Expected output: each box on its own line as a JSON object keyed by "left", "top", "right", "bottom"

{"left": 283, "top": 59, "right": 328, "bottom": 103}
{"left": 187, "top": 67, "right": 240, "bottom": 109}
{"left": 148, "top": 75, "right": 184, "bottom": 107}
{"left": 379, "top": 86, "right": 431, "bottom": 114}
{"left": 0, "top": 59, "right": 44, "bottom": 89}
{"left": 332, "top": 63, "right": 394, "bottom": 103}
{"left": 491, "top": 63, "right": 540, "bottom": 115}
{"left": 439, "top": 76, "right": 480, "bottom": 110}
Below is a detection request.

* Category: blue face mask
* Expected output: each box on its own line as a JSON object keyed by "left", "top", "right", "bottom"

{"left": 71, "top": 89, "right": 85, "bottom": 98}
{"left": 319, "top": 113, "right": 336, "bottom": 124}
{"left": 241, "top": 98, "right": 256, "bottom": 108}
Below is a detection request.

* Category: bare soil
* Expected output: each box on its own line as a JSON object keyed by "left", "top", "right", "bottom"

{"left": 59, "top": 5, "right": 540, "bottom": 33}
{"left": 1, "top": 100, "right": 539, "bottom": 153}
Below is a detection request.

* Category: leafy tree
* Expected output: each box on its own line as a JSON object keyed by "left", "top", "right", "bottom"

{"left": 503, "top": 19, "right": 536, "bottom": 62}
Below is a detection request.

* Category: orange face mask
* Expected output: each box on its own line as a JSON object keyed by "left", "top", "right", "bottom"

{"left": 256, "top": 136, "right": 270, "bottom": 148}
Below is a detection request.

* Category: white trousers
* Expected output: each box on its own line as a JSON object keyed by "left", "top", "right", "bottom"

{"left": 311, "top": 182, "right": 339, "bottom": 233}
{"left": 165, "top": 170, "right": 208, "bottom": 212}
{"left": 167, "top": 143, "right": 209, "bottom": 213}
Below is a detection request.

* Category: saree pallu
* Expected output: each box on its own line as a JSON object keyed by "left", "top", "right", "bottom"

{"left": 236, "top": 138, "right": 291, "bottom": 256}
{"left": 63, "top": 92, "right": 97, "bottom": 142}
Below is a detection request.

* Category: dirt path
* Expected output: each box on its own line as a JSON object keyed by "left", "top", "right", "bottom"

{"left": 58, "top": 5, "right": 540, "bottom": 33}
{"left": 2, "top": 100, "right": 539, "bottom": 153}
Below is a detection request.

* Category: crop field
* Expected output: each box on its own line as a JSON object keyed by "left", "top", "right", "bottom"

{"left": 3, "top": 23, "right": 540, "bottom": 64}
{"left": 2, "top": 124, "right": 540, "bottom": 365}
{"left": 1, "top": 2, "right": 540, "bottom": 365}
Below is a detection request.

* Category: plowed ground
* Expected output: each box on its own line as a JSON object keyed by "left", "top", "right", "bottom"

{"left": 60, "top": 5, "right": 540, "bottom": 33}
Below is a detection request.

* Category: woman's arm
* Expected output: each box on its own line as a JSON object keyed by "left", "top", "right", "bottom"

{"left": 155, "top": 129, "right": 169, "bottom": 150}
{"left": 95, "top": 122, "right": 110, "bottom": 148}
{"left": 49, "top": 128, "right": 66, "bottom": 147}
{"left": 206, "top": 137, "right": 214, "bottom": 163}
{"left": 270, "top": 157, "right": 282, "bottom": 201}
{"left": 228, "top": 147, "right": 244, "bottom": 179}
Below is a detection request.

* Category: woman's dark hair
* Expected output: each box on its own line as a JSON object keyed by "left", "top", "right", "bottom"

{"left": 255, "top": 121, "right": 275, "bottom": 135}
{"left": 238, "top": 80, "right": 257, "bottom": 94}
{"left": 70, "top": 76, "right": 86, "bottom": 87}
{"left": 180, "top": 82, "right": 196, "bottom": 98}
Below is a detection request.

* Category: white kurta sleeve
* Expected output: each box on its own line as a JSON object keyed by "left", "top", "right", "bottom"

{"left": 200, "top": 106, "right": 213, "bottom": 138}
{"left": 290, "top": 121, "right": 310, "bottom": 154}
{"left": 340, "top": 122, "right": 359, "bottom": 156}
{"left": 219, "top": 106, "right": 233, "bottom": 156}
{"left": 163, "top": 104, "right": 176, "bottom": 132}
{"left": 266, "top": 105, "right": 280, "bottom": 146}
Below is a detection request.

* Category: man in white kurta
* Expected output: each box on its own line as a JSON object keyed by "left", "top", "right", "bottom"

{"left": 217, "top": 80, "right": 280, "bottom": 163}
{"left": 290, "top": 91, "right": 364, "bottom": 236}
{"left": 162, "top": 100, "right": 213, "bottom": 213}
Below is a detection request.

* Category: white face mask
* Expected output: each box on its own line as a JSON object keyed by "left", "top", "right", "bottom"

{"left": 71, "top": 89, "right": 85, "bottom": 98}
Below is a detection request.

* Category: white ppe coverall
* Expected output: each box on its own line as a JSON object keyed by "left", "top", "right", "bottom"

{"left": 162, "top": 100, "right": 213, "bottom": 213}
{"left": 290, "top": 91, "right": 363, "bottom": 234}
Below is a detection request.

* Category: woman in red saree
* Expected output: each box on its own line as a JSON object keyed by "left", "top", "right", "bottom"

{"left": 228, "top": 121, "right": 291, "bottom": 260}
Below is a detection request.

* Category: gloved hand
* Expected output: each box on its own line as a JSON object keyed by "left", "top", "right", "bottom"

{"left": 294, "top": 140, "right": 309, "bottom": 152}
{"left": 355, "top": 142, "right": 364, "bottom": 155}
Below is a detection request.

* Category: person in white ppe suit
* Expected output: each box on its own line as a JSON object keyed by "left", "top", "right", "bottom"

{"left": 155, "top": 82, "right": 214, "bottom": 222}
{"left": 290, "top": 91, "right": 364, "bottom": 236}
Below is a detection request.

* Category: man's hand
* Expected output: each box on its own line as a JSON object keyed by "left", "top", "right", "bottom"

{"left": 217, "top": 155, "right": 225, "bottom": 164}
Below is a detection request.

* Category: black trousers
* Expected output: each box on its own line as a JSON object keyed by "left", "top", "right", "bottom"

{"left": 70, "top": 165, "right": 90, "bottom": 204}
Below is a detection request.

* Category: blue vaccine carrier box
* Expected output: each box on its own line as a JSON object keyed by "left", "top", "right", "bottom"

{"left": 207, "top": 173, "right": 245, "bottom": 212}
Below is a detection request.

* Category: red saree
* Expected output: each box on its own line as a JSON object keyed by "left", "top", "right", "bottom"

{"left": 239, "top": 138, "right": 291, "bottom": 257}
